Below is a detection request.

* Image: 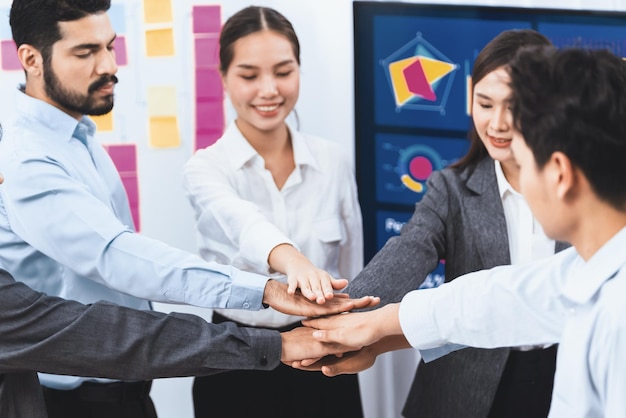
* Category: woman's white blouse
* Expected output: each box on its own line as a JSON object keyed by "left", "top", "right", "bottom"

{"left": 183, "top": 122, "right": 364, "bottom": 327}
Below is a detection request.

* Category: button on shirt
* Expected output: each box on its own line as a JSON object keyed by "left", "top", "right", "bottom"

{"left": 0, "top": 91, "right": 269, "bottom": 389}
{"left": 184, "top": 122, "right": 363, "bottom": 328}
{"left": 399, "top": 226, "right": 626, "bottom": 417}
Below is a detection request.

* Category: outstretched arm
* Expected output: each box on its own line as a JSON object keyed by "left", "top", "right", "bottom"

{"left": 0, "top": 270, "right": 281, "bottom": 379}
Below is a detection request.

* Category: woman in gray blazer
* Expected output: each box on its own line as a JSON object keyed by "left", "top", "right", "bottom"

{"left": 346, "top": 29, "right": 569, "bottom": 418}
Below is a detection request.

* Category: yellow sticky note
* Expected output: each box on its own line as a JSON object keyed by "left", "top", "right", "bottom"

{"left": 91, "top": 111, "right": 114, "bottom": 131}
{"left": 147, "top": 86, "right": 177, "bottom": 117}
{"left": 145, "top": 28, "right": 175, "bottom": 57}
{"left": 144, "top": 0, "right": 173, "bottom": 24}
{"left": 149, "top": 116, "right": 180, "bottom": 148}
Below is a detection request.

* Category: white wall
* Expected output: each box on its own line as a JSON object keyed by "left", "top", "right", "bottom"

{"left": 0, "top": 0, "right": 623, "bottom": 417}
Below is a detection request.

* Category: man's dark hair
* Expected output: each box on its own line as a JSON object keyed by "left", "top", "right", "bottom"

{"left": 509, "top": 46, "right": 626, "bottom": 210}
{"left": 10, "top": 0, "right": 111, "bottom": 61}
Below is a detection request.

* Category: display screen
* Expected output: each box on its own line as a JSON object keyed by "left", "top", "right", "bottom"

{"left": 354, "top": 1, "right": 626, "bottom": 262}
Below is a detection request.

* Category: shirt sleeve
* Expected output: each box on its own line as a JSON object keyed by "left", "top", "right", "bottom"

{"left": 345, "top": 169, "right": 450, "bottom": 304}
{"left": 183, "top": 149, "right": 296, "bottom": 274}
{"left": 1, "top": 154, "right": 268, "bottom": 309}
{"left": 0, "top": 270, "right": 280, "bottom": 379}
{"left": 590, "top": 285, "right": 626, "bottom": 417}
{"left": 399, "top": 248, "right": 576, "bottom": 350}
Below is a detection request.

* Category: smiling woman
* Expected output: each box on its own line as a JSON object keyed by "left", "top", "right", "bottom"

{"left": 339, "top": 28, "right": 570, "bottom": 418}
{"left": 183, "top": 6, "right": 365, "bottom": 418}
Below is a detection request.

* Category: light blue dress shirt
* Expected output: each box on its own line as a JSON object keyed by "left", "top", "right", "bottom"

{"left": 400, "top": 227, "right": 626, "bottom": 417}
{"left": 0, "top": 91, "right": 268, "bottom": 389}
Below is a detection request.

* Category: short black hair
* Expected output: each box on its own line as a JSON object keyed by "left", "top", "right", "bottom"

{"left": 10, "top": 0, "right": 111, "bottom": 61}
{"left": 509, "top": 46, "right": 626, "bottom": 210}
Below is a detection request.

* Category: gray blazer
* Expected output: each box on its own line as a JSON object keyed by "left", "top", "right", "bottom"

{"left": 347, "top": 156, "right": 569, "bottom": 418}
{"left": 0, "top": 269, "right": 280, "bottom": 418}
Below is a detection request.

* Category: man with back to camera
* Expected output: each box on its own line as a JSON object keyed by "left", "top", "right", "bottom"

{"left": 296, "top": 46, "right": 626, "bottom": 417}
{"left": 0, "top": 1, "right": 377, "bottom": 417}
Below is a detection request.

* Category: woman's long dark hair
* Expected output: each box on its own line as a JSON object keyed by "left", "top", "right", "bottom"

{"left": 451, "top": 29, "right": 552, "bottom": 170}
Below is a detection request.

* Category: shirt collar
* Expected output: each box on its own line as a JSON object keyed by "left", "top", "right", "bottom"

{"left": 494, "top": 160, "right": 517, "bottom": 199}
{"left": 15, "top": 89, "right": 94, "bottom": 145}
{"left": 562, "top": 226, "right": 626, "bottom": 305}
{"left": 73, "top": 117, "right": 97, "bottom": 147}
{"left": 222, "top": 122, "right": 320, "bottom": 171}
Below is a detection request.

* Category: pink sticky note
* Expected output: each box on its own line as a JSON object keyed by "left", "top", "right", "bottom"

{"left": 196, "top": 68, "right": 223, "bottom": 100}
{"left": 195, "top": 129, "right": 224, "bottom": 150}
{"left": 120, "top": 173, "right": 139, "bottom": 206}
{"left": 121, "top": 173, "right": 140, "bottom": 231}
{"left": 193, "top": 5, "right": 221, "bottom": 34}
{"left": 1, "top": 40, "right": 21, "bottom": 71}
{"left": 103, "top": 143, "right": 141, "bottom": 231}
{"left": 104, "top": 143, "right": 136, "bottom": 172}
{"left": 194, "top": 35, "right": 219, "bottom": 68}
{"left": 196, "top": 100, "right": 224, "bottom": 132}
{"left": 114, "top": 36, "right": 128, "bottom": 66}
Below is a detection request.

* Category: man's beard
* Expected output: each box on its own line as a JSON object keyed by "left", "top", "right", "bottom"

{"left": 43, "top": 60, "right": 118, "bottom": 116}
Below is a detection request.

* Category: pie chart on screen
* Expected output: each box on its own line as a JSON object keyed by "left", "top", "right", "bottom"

{"left": 398, "top": 144, "right": 442, "bottom": 193}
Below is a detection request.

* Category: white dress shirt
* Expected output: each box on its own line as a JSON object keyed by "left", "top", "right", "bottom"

{"left": 495, "top": 161, "right": 555, "bottom": 350}
{"left": 495, "top": 161, "right": 555, "bottom": 265}
{"left": 399, "top": 226, "right": 626, "bottom": 417}
{"left": 184, "top": 122, "right": 363, "bottom": 328}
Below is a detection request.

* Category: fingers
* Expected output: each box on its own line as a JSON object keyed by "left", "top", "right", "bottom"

{"left": 321, "top": 365, "right": 342, "bottom": 377}
{"left": 301, "top": 316, "right": 331, "bottom": 329}
{"left": 352, "top": 295, "right": 380, "bottom": 309}
{"left": 290, "top": 360, "right": 320, "bottom": 370}
{"left": 311, "top": 329, "right": 351, "bottom": 346}
{"left": 309, "top": 278, "right": 325, "bottom": 304}
{"left": 298, "top": 357, "right": 323, "bottom": 367}
{"left": 287, "top": 279, "right": 297, "bottom": 295}
{"left": 321, "top": 279, "right": 337, "bottom": 301}
{"left": 291, "top": 352, "right": 372, "bottom": 376}
{"left": 299, "top": 286, "right": 318, "bottom": 302}
{"left": 330, "top": 278, "right": 349, "bottom": 291}
{"left": 290, "top": 271, "right": 351, "bottom": 305}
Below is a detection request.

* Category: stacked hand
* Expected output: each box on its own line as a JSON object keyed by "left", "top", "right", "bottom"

{"left": 263, "top": 279, "right": 378, "bottom": 318}
{"left": 279, "top": 304, "right": 412, "bottom": 375}
{"left": 268, "top": 243, "right": 349, "bottom": 304}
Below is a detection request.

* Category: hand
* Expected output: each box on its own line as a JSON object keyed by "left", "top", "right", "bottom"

{"left": 285, "top": 260, "right": 348, "bottom": 305}
{"left": 291, "top": 335, "right": 411, "bottom": 376}
{"left": 263, "top": 280, "right": 379, "bottom": 318}
{"left": 268, "top": 243, "right": 348, "bottom": 304}
{"left": 280, "top": 326, "right": 360, "bottom": 363}
{"left": 291, "top": 347, "right": 377, "bottom": 376}
{"left": 303, "top": 304, "right": 402, "bottom": 348}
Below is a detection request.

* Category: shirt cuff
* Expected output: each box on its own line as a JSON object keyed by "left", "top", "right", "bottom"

{"left": 226, "top": 268, "right": 269, "bottom": 310}
{"left": 399, "top": 289, "right": 447, "bottom": 350}
{"left": 420, "top": 344, "right": 467, "bottom": 363}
